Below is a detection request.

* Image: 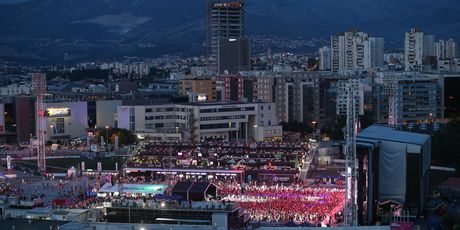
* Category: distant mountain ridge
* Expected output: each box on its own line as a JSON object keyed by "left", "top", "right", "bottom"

{"left": 0, "top": 0, "right": 459, "bottom": 63}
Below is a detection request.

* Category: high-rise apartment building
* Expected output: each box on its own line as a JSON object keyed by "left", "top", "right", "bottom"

{"left": 336, "top": 79, "right": 365, "bottom": 116}
{"left": 423, "top": 34, "right": 436, "bottom": 57}
{"left": 404, "top": 28, "right": 425, "bottom": 71}
{"left": 364, "top": 37, "right": 384, "bottom": 69}
{"left": 208, "top": 1, "right": 245, "bottom": 72}
{"left": 216, "top": 74, "right": 274, "bottom": 103}
{"left": 376, "top": 73, "right": 443, "bottom": 124}
{"left": 217, "top": 37, "right": 250, "bottom": 74}
{"left": 274, "top": 72, "right": 321, "bottom": 124}
{"left": 436, "top": 39, "right": 457, "bottom": 60}
{"left": 331, "top": 30, "right": 384, "bottom": 74}
{"left": 319, "top": 46, "right": 331, "bottom": 70}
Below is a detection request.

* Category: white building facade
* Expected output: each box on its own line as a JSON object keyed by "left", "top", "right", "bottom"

{"left": 404, "top": 28, "right": 425, "bottom": 71}
{"left": 0, "top": 84, "right": 31, "bottom": 96}
{"left": 436, "top": 39, "right": 457, "bottom": 60}
{"left": 43, "top": 101, "right": 88, "bottom": 142}
{"left": 117, "top": 102, "right": 280, "bottom": 142}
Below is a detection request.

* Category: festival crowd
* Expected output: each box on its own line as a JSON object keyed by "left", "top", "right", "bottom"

{"left": 218, "top": 181, "right": 344, "bottom": 225}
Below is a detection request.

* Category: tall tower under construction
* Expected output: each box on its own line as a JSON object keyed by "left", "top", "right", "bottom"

{"left": 207, "top": 1, "right": 246, "bottom": 73}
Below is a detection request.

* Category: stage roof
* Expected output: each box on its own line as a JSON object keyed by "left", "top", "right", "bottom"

{"left": 358, "top": 125, "right": 430, "bottom": 147}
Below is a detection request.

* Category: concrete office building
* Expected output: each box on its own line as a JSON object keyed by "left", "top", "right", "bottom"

{"left": 216, "top": 75, "right": 275, "bottom": 103}
{"left": 441, "top": 74, "right": 460, "bottom": 118}
{"left": 376, "top": 73, "right": 443, "bottom": 124}
{"left": 96, "top": 100, "right": 122, "bottom": 128}
{"left": 43, "top": 101, "right": 88, "bottom": 142}
{"left": 179, "top": 78, "right": 217, "bottom": 102}
{"left": 253, "top": 76, "right": 275, "bottom": 103}
{"left": 335, "top": 78, "right": 365, "bottom": 116}
{"left": 217, "top": 37, "right": 250, "bottom": 74}
{"left": 274, "top": 72, "right": 321, "bottom": 125}
{"left": 208, "top": 1, "right": 245, "bottom": 72}
{"left": 216, "top": 75, "right": 245, "bottom": 101}
{"left": 0, "top": 83, "right": 31, "bottom": 96}
{"left": 117, "top": 102, "right": 279, "bottom": 142}
{"left": 0, "top": 97, "right": 36, "bottom": 143}
{"left": 254, "top": 102, "right": 282, "bottom": 141}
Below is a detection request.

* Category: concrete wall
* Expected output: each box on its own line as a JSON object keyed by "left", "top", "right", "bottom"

{"left": 96, "top": 100, "right": 122, "bottom": 128}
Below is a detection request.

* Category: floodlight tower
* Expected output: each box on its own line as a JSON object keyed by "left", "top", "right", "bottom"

{"left": 344, "top": 79, "right": 360, "bottom": 226}
{"left": 31, "top": 73, "right": 47, "bottom": 172}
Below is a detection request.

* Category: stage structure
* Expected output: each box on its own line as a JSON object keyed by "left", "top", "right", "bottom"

{"left": 344, "top": 79, "right": 363, "bottom": 226}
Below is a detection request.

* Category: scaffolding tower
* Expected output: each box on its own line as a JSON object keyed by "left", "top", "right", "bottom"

{"left": 344, "top": 79, "right": 360, "bottom": 226}
{"left": 384, "top": 73, "right": 398, "bottom": 126}
{"left": 31, "top": 73, "right": 47, "bottom": 172}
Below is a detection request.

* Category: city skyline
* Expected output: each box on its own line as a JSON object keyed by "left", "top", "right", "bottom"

{"left": 0, "top": 1, "right": 460, "bottom": 230}
{"left": 0, "top": 0, "right": 460, "bottom": 63}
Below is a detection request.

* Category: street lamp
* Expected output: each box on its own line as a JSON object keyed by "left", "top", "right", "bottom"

{"left": 253, "top": 125, "right": 258, "bottom": 141}
{"left": 105, "top": 126, "right": 109, "bottom": 149}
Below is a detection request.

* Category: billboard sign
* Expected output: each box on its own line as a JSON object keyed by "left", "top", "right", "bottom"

{"left": 46, "top": 108, "right": 71, "bottom": 117}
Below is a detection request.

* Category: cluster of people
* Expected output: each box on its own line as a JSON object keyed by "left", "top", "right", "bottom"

{"left": 218, "top": 182, "right": 344, "bottom": 224}
{"left": 52, "top": 195, "right": 102, "bottom": 209}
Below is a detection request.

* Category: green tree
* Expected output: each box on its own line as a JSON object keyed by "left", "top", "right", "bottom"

{"left": 96, "top": 128, "right": 138, "bottom": 146}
